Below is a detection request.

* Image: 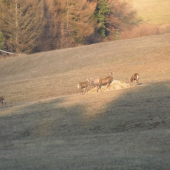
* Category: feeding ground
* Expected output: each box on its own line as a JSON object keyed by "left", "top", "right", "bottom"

{"left": 0, "top": 33, "right": 170, "bottom": 169}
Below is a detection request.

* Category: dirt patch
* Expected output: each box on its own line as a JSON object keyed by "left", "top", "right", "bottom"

{"left": 88, "top": 80, "right": 131, "bottom": 93}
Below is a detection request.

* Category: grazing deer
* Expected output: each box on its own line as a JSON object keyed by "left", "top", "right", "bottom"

{"left": 0, "top": 97, "right": 6, "bottom": 107}
{"left": 77, "top": 78, "right": 91, "bottom": 94}
{"left": 127, "top": 73, "right": 140, "bottom": 85}
{"left": 97, "top": 70, "right": 114, "bottom": 92}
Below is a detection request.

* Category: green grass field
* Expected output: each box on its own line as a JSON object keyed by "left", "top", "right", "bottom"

{"left": 131, "top": 0, "right": 170, "bottom": 24}
{"left": 0, "top": 33, "right": 170, "bottom": 169}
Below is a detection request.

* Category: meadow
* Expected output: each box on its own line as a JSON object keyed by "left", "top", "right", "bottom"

{"left": 131, "top": 0, "right": 170, "bottom": 24}
{"left": 119, "top": 0, "right": 170, "bottom": 40}
{"left": 0, "top": 33, "right": 170, "bottom": 169}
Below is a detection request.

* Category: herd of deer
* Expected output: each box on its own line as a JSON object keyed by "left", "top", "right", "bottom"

{"left": 77, "top": 71, "right": 140, "bottom": 94}
{"left": 0, "top": 72, "right": 139, "bottom": 107}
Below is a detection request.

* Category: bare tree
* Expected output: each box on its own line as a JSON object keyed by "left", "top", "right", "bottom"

{"left": 0, "top": 0, "right": 45, "bottom": 53}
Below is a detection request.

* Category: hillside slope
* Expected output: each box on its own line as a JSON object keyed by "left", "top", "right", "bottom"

{"left": 0, "top": 33, "right": 170, "bottom": 105}
{"left": 0, "top": 34, "right": 170, "bottom": 169}
{"left": 132, "top": 0, "right": 170, "bottom": 24}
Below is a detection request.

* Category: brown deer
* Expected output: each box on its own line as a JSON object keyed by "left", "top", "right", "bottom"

{"left": 97, "top": 70, "right": 114, "bottom": 92}
{"left": 128, "top": 73, "right": 140, "bottom": 85}
{"left": 0, "top": 96, "right": 6, "bottom": 107}
{"left": 91, "top": 79, "right": 100, "bottom": 88}
{"left": 77, "top": 78, "right": 91, "bottom": 94}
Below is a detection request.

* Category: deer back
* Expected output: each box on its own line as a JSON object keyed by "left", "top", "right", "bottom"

{"left": 99, "top": 71, "right": 114, "bottom": 85}
{"left": 77, "top": 79, "right": 91, "bottom": 89}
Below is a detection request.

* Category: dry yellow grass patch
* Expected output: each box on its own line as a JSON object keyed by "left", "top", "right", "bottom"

{"left": 131, "top": 0, "right": 170, "bottom": 24}
{"left": 0, "top": 33, "right": 170, "bottom": 106}
{"left": 0, "top": 34, "right": 170, "bottom": 170}
{"left": 88, "top": 80, "right": 131, "bottom": 93}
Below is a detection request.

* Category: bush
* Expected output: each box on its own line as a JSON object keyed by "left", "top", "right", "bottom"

{"left": 119, "top": 24, "right": 170, "bottom": 39}
{"left": 0, "top": 31, "right": 5, "bottom": 50}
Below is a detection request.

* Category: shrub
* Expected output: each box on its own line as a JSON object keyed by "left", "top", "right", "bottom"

{"left": 119, "top": 24, "right": 170, "bottom": 39}
{"left": 0, "top": 31, "right": 5, "bottom": 50}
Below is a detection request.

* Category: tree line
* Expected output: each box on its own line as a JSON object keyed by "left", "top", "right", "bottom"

{"left": 0, "top": 0, "right": 138, "bottom": 54}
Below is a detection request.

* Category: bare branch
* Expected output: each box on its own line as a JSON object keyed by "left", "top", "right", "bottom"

{"left": 0, "top": 49, "right": 15, "bottom": 55}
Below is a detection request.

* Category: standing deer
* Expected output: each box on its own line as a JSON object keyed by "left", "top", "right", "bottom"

{"left": 77, "top": 78, "right": 91, "bottom": 94}
{"left": 0, "top": 96, "right": 6, "bottom": 107}
{"left": 97, "top": 70, "right": 114, "bottom": 92}
{"left": 128, "top": 73, "right": 140, "bottom": 85}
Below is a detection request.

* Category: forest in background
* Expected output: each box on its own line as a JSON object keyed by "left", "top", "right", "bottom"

{"left": 0, "top": 0, "right": 139, "bottom": 53}
{"left": 0, "top": 0, "right": 170, "bottom": 54}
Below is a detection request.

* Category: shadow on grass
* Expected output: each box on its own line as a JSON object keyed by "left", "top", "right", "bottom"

{"left": 1, "top": 81, "right": 170, "bottom": 140}
{"left": 0, "top": 97, "right": 88, "bottom": 140}
{"left": 0, "top": 81, "right": 170, "bottom": 170}
{"left": 87, "top": 81, "right": 170, "bottom": 134}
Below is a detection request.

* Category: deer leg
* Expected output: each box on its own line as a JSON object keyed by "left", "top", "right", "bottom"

{"left": 97, "top": 85, "right": 99, "bottom": 92}
{"left": 97, "top": 84, "right": 100, "bottom": 92}
{"left": 96, "top": 85, "right": 98, "bottom": 92}
{"left": 83, "top": 87, "right": 87, "bottom": 94}
{"left": 97, "top": 84, "right": 99, "bottom": 92}
{"left": 107, "top": 83, "right": 110, "bottom": 90}
{"left": 137, "top": 79, "right": 139, "bottom": 85}
{"left": 99, "top": 85, "right": 102, "bottom": 92}
{"left": 85, "top": 87, "right": 87, "bottom": 94}
{"left": 3, "top": 102, "right": 6, "bottom": 107}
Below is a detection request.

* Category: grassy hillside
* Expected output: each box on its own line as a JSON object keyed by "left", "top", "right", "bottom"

{"left": 0, "top": 33, "right": 170, "bottom": 169}
{"left": 0, "top": 33, "right": 170, "bottom": 105}
{"left": 131, "top": 0, "right": 170, "bottom": 24}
